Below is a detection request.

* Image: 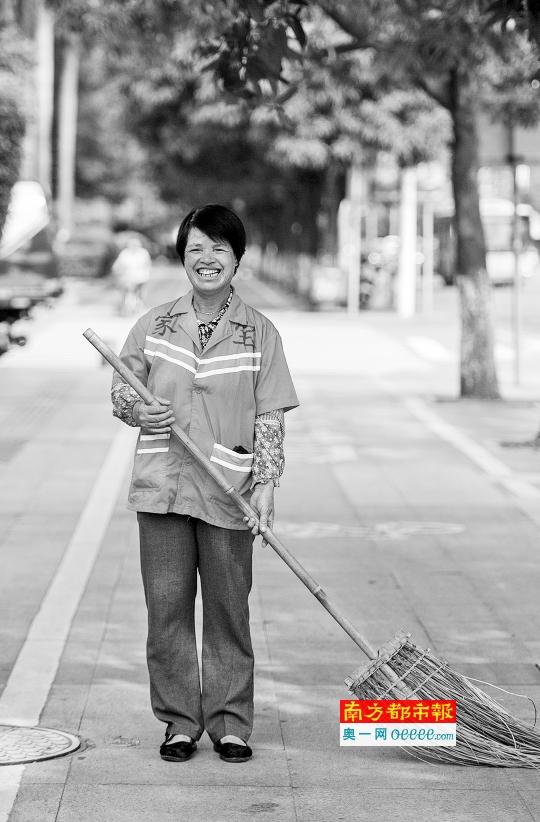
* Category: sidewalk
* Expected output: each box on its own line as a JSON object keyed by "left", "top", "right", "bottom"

{"left": 1, "top": 278, "right": 540, "bottom": 821}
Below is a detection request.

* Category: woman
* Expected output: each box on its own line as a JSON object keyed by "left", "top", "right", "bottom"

{"left": 111, "top": 204, "right": 298, "bottom": 763}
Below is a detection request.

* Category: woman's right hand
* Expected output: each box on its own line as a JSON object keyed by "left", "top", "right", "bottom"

{"left": 133, "top": 395, "right": 175, "bottom": 432}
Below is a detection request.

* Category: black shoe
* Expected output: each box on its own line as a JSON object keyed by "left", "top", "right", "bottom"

{"left": 160, "top": 735, "right": 197, "bottom": 762}
{"left": 213, "top": 739, "right": 252, "bottom": 763}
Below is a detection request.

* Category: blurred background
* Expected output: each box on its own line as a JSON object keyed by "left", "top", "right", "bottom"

{"left": 0, "top": 0, "right": 539, "bottom": 397}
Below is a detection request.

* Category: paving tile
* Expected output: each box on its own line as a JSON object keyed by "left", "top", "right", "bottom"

{"left": 292, "top": 787, "right": 535, "bottom": 822}
{"left": 5, "top": 298, "right": 540, "bottom": 822}
{"left": 67, "top": 740, "right": 292, "bottom": 788}
{"left": 56, "top": 785, "right": 296, "bottom": 821}
{"left": 7, "top": 783, "right": 64, "bottom": 822}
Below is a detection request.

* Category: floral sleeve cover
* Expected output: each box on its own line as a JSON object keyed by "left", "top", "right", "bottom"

{"left": 111, "top": 382, "right": 141, "bottom": 427}
{"left": 251, "top": 409, "right": 285, "bottom": 488}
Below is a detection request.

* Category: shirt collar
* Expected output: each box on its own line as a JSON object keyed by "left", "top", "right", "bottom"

{"left": 197, "top": 288, "right": 233, "bottom": 328}
{"left": 172, "top": 286, "right": 250, "bottom": 326}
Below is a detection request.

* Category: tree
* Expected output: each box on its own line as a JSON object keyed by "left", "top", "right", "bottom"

{"left": 9, "top": 0, "right": 56, "bottom": 195}
{"left": 264, "top": 26, "right": 450, "bottom": 253}
{"left": 203, "top": 0, "right": 540, "bottom": 399}
{"left": 0, "top": 14, "right": 30, "bottom": 238}
{"left": 72, "top": 6, "right": 326, "bottom": 251}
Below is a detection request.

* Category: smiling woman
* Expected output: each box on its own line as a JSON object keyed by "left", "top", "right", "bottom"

{"left": 177, "top": 205, "right": 246, "bottom": 312}
{"left": 183, "top": 225, "right": 236, "bottom": 305}
{"left": 110, "top": 203, "right": 299, "bottom": 764}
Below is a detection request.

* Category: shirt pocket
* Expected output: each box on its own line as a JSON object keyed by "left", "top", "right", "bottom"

{"left": 133, "top": 433, "right": 171, "bottom": 490}
{"left": 209, "top": 442, "right": 253, "bottom": 496}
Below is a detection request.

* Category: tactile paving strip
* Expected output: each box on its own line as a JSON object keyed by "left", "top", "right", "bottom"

{"left": 0, "top": 725, "right": 80, "bottom": 765}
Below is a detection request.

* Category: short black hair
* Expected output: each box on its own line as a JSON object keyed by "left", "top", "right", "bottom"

{"left": 176, "top": 204, "right": 246, "bottom": 264}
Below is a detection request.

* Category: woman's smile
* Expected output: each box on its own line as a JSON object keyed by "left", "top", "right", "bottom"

{"left": 184, "top": 227, "right": 237, "bottom": 301}
{"left": 197, "top": 267, "right": 222, "bottom": 279}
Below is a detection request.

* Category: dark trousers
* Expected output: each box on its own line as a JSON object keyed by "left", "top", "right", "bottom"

{"left": 137, "top": 512, "right": 254, "bottom": 742}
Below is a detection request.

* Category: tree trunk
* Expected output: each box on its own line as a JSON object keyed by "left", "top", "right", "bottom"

{"left": 450, "top": 69, "right": 500, "bottom": 398}
{"left": 20, "top": 0, "right": 55, "bottom": 193}
{"left": 339, "top": 161, "right": 363, "bottom": 314}
{"left": 319, "top": 161, "right": 341, "bottom": 259}
{"left": 1, "top": 0, "right": 15, "bottom": 25}
{"left": 35, "top": 1, "right": 54, "bottom": 192}
{"left": 57, "top": 33, "right": 80, "bottom": 240}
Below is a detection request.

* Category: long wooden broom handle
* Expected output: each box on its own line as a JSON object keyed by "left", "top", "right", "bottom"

{"left": 84, "top": 328, "right": 379, "bottom": 661}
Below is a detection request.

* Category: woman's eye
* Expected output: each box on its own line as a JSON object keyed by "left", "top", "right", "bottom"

{"left": 187, "top": 246, "right": 229, "bottom": 253}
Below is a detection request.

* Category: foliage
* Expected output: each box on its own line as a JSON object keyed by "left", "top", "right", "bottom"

{"left": 485, "top": 0, "right": 540, "bottom": 49}
{"left": 198, "top": 0, "right": 307, "bottom": 100}
{"left": 266, "top": 12, "right": 450, "bottom": 171}
{"left": 197, "top": 0, "right": 538, "bottom": 397}
{"left": 75, "top": 43, "right": 151, "bottom": 203}
{"left": 0, "top": 24, "right": 31, "bottom": 239}
{"left": 480, "top": 31, "right": 540, "bottom": 126}
{"left": 77, "top": 0, "right": 448, "bottom": 254}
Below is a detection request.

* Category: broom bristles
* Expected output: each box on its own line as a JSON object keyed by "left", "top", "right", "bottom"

{"left": 345, "top": 633, "right": 540, "bottom": 768}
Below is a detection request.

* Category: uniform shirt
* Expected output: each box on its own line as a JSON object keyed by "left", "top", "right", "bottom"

{"left": 111, "top": 287, "right": 299, "bottom": 529}
{"left": 113, "top": 288, "right": 286, "bottom": 486}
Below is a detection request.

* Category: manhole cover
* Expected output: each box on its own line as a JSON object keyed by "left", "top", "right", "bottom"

{"left": 275, "top": 522, "right": 465, "bottom": 540}
{"left": 0, "top": 725, "right": 80, "bottom": 765}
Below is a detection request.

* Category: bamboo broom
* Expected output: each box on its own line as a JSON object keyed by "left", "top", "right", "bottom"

{"left": 84, "top": 328, "right": 540, "bottom": 768}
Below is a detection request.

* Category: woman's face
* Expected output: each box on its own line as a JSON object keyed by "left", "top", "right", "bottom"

{"left": 183, "top": 227, "right": 237, "bottom": 299}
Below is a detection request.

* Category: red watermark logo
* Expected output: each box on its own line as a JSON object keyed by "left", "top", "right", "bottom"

{"left": 340, "top": 699, "right": 456, "bottom": 747}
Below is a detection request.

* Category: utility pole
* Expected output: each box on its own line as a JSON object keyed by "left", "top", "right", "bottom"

{"left": 421, "top": 196, "right": 435, "bottom": 314}
{"left": 20, "top": 0, "right": 55, "bottom": 194}
{"left": 338, "top": 162, "right": 363, "bottom": 315}
{"left": 507, "top": 124, "right": 523, "bottom": 386}
{"left": 396, "top": 165, "right": 418, "bottom": 318}
{"left": 57, "top": 34, "right": 80, "bottom": 240}
{"left": 35, "top": 1, "right": 54, "bottom": 194}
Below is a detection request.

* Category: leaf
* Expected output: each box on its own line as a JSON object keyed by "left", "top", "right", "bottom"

{"left": 286, "top": 14, "right": 307, "bottom": 48}
{"left": 246, "top": 55, "right": 272, "bottom": 81}
{"left": 201, "top": 55, "right": 223, "bottom": 73}
{"left": 275, "top": 84, "right": 298, "bottom": 104}
{"left": 245, "top": 0, "right": 265, "bottom": 22}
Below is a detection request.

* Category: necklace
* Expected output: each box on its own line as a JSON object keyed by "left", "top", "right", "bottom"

{"left": 193, "top": 292, "right": 230, "bottom": 318}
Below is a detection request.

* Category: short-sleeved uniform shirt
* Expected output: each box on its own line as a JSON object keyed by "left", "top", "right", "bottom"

{"left": 114, "top": 287, "right": 299, "bottom": 529}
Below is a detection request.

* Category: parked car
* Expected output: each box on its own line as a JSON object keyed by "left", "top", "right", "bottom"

{"left": 0, "top": 181, "right": 62, "bottom": 354}
{"left": 0, "top": 297, "right": 30, "bottom": 355}
{"left": 0, "top": 181, "right": 62, "bottom": 306}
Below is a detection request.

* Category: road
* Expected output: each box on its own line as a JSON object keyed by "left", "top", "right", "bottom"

{"left": 1, "top": 266, "right": 540, "bottom": 821}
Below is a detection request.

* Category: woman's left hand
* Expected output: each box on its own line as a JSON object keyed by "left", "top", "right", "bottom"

{"left": 245, "top": 481, "right": 274, "bottom": 546}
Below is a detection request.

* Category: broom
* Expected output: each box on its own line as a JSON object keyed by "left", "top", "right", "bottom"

{"left": 84, "top": 328, "right": 540, "bottom": 768}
